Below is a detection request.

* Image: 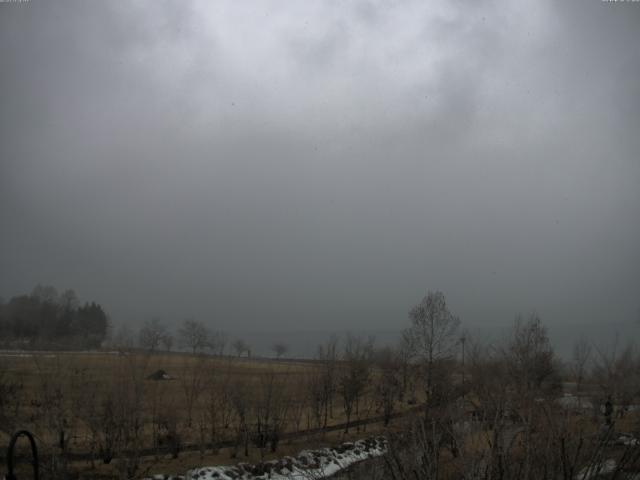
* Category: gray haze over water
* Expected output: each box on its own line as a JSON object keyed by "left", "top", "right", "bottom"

{"left": 1, "top": 1, "right": 639, "bottom": 353}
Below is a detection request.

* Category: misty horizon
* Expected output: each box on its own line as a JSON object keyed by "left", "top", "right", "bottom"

{"left": 1, "top": 1, "right": 639, "bottom": 344}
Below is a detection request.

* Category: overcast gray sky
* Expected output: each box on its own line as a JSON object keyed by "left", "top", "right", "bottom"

{"left": 1, "top": 0, "right": 639, "bottom": 336}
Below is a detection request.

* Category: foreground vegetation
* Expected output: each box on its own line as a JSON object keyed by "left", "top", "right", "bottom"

{"left": 1, "top": 290, "right": 639, "bottom": 480}
{"left": 0, "top": 344, "right": 418, "bottom": 479}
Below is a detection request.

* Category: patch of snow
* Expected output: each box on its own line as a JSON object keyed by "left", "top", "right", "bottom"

{"left": 615, "top": 434, "right": 639, "bottom": 446}
{"left": 575, "top": 459, "right": 617, "bottom": 480}
{"left": 146, "top": 437, "right": 387, "bottom": 480}
{"left": 557, "top": 395, "right": 594, "bottom": 411}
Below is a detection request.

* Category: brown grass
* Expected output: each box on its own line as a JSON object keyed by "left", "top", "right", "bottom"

{"left": 0, "top": 351, "right": 405, "bottom": 479}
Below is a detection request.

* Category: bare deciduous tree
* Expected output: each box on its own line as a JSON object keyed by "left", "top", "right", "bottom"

{"left": 316, "top": 335, "right": 339, "bottom": 427}
{"left": 178, "top": 318, "right": 210, "bottom": 354}
{"left": 406, "top": 290, "right": 460, "bottom": 410}
{"left": 180, "top": 355, "right": 209, "bottom": 428}
{"left": 204, "top": 366, "right": 235, "bottom": 454}
{"left": 252, "top": 369, "right": 291, "bottom": 459}
{"left": 593, "top": 339, "right": 639, "bottom": 416}
{"left": 339, "top": 334, "right": 374, "bottom": 433}
{"left": 232, "top": 338, "right": 249, "bottom": 357}
{"left": 571, "top": 336, "right": 592, "bottom": 393}
{"left": 209, "top": 330, "right": 228, "bottom": 356}
{"left": 307, "top": 366, "right": 328, "bottom": 429}
{"left": 373, "top": 347, "right": 401, "bottom": 426}
{"left": 138, "top": 318, "right": 167, "bottom": 352}
{"left": 504, "top": 313, "right": 560, "bottom": 480}
{"left": 272, "top": 342, "right": 289, "bottom": 359}
{"left": 161, "top": 332, "right": 174, "bottom": 352}
{"left": 506, "top": 312, "right": 558, "bottom": 400}
{"left": 229, "top": 379, "right": 251, "bottom": 458}
{"left": 397, "top": 331, "right": 415, "bottom": 402}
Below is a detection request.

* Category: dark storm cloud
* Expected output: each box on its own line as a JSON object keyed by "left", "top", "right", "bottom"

{"left": 1, "top": 0, "right": 638, "bottom": 341}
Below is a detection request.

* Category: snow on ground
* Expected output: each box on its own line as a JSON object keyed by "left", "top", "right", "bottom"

{"left": 575, "top": 459, "right": 617, "bottom": 480}
{"left": 557, "top": 394, "right": 594, "bottom": 411}
{"left": 146, "top": 437, "right": 387, "bottom": 480}
{"left": 615, "top": 434, "right": 639, "bottom": 446}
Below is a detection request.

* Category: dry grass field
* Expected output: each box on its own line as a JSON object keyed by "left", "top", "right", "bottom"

{"left": 3, "top": 348, "right": 639, "bottom": 480}
{"left": 0, "top": 350, "right": 411, "bottom": 479}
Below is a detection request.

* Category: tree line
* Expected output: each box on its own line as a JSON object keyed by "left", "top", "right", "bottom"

{"left": 112, "top": 317, "right": 292, "bottom": 359}
{"left": 0, "top": 285, "right": 109, "bottom": 349}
